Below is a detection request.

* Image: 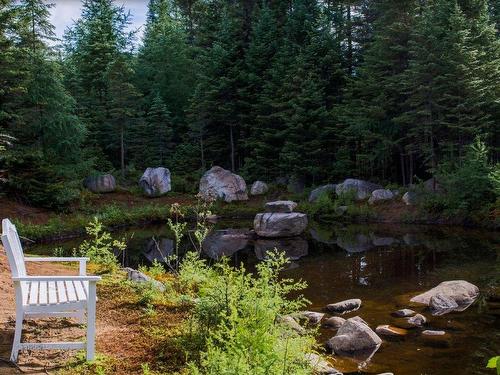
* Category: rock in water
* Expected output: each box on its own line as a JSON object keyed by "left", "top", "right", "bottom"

{"left": 254, "top": 212, "right": 307, "bottom": 237}
{"left": 327, "top": 317, "right": 382, "bottom": 353}
{"left": 392, "top": 309, "right": 416, "bottom": 317}
{"left": 335, "top": 179, "right": 382, "bottom": 201}
{"left": 84, "top": 174, "right": 116, "bottom": 193}
{"left": 429, "top": 293, "right": 459, "bottom": 315}
{"left": 323, "top": 317, "right": 346, "bottom": 329}
{"left": 406, "top": 313, "right": 426, "bottom": 327}
{"left": 309, "top": 184, "right": 337, "bottom": 203}
{"left": 305, "top": 353, "right": 343, "bottom": 375}
{"left": 368, "top": 189, "right": 394, "bottom": 204}
{"left": 375, "top": 325, "right": 407, "bottom": 336}
{"left": 250, "top": 180, "right": 268, "bottom": 195}
{"left": 296, "top": 311, "right": 325, "bottom": 325}
{"left": 422, "top": 330, "right": 446, "bottom": 336}
{"left": 410, "top": 280, "right": 479, "bottom": 314}
{"left": 139, "top": 167, "right": 171, "bottom": 196}
{"left": 265, "top": 200, "right": 298, "bottom": 213}
{"left": 199, "top": 166, "right": 248, "bottom": 202}
{"left": 326, "top": 299, "right": 362, "bottom": 314}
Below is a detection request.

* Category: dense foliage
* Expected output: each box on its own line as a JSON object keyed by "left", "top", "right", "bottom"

{"left": 0, "top": 0, "right": 498, "bottom": 208}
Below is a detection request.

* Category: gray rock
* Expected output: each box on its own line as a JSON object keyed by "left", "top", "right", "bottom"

{"left": 407, "top": 313, "right": 426, "bottom": 327}
{"left": 327, "top": 317, "right": 382, "bottom": 353}
{"left": 424, "top": 177, "right": 443, "bottom": 192}
{"left": 422, "top": 330, "right": 446, "bottom": 336}
{"left": 265, "top": 200, "right": 297, "bottom": 213}
{"left": 393, "top": 309, "right": 416, "bottom": 317}
{"left": 296, "top": 311, "right": 325, "bottom": 325}
{"left": 254, "top": 212, "right": 308, "bottom": 238}
{"left": 402, "top": 191, "right": 418, "bottom": 205}
{"left": 144, "top": 238, "right": 174, "bottom": 263}
{"left": 277, "top": 315, "right": 306, "bottom": 335}
{"left": 429, "top": 293, "right": 459, "bottom": 315}
{"left": 139, "top": 167, "right": 171, "bottom": 196}
{"left": 254, "top": 237, "right": 308, "bottom": 260}
{"left": 309, "top": 228, "right": 336, "bottom": 245}
{"left": 84, "top": 174, "right": 116, "bottom": 193}
{"left": 202, "top": 229, "right": 251, "bottom": 259}
{"left": 199, "top": 166, "right": 248, "bottom": 202}
{"left": 250, "top": 180, "right": 269, "bottom": 195}
{"left": 375, "top": 325, "right": 408, "bottom": 336}
{"left": 305, "top": 353, "right": 342, "bottom": 375}
{"left": 326, "top": 299, "right": 361, "bottom": 314}
{"left": 368, "top": 189, "right": 394, "bottom": 205}
{"left": 309, "top": 184, "right": 337, "bottom": 203}
{"left": 323, "top": 316, "right": 346, "bottom": 329}
{"left": 336, "top": 179, "right": 382, "bottom": 201}
{"left": 124, "top": 267, "right": 165, "bottom": 292}
{"left": 410, "top": 280, "right": 479, "bottom": 313}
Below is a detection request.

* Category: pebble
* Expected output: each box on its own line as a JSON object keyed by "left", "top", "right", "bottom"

{"left": 392, "top": 308, "right": 416, "bottom": 317}
{"left": 376, "top": 324, "right": 408, "bottom": 336}
{"left": 422, "top": 330, "right": 446, "bottom": 336}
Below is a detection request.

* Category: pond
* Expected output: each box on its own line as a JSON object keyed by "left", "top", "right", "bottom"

{"left": 28, "top": 220, "right": 500, "bottom": 375}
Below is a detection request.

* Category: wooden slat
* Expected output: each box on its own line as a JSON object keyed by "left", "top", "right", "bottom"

{"left": 56, "top": 281, "right": 67, "bottom": 303}
{"left": 20, "top": 342, "right": 85, "bottom": 350}
{"left": 21, "top": 281, "right": 30, "bottom": 305}
{"left": 74, "top": 281, "right": 87, "bottom": 301}
{"left": 29, "top": 281, "right": 39, "bottom": 305}
{"left": 48, "top": 281, "right": 58, "bottom": 304}
{"left": 38, "top": 282, "right": 48, "bottom": 305}
{"left": 65, "top": 280, "right": 77, "bottom": 302}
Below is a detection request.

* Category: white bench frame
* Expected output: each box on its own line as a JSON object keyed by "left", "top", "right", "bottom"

{"left": 1, "top": 219, "right": 101, "bottom": 362}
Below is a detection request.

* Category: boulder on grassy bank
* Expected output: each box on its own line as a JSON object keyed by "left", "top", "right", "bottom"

{"left": 199, "top": 166, "right": 248, "bottom": 202}
{"left": 336, "top": 179, "right": 382, "bottom": 201}
{"left": 84, "top": 174, "right": 116, "bottom": 193}
{"left": 250, "top": 180, "right": 269, "bottom": 195}
{"left": 309, "top": 184, "right": 337, "bottom": 203}
{"left": 368, "top": 189, "right": 394, "bottom": 205}
{"left": 140, "top": 167, "right": 171, "bottom": 197}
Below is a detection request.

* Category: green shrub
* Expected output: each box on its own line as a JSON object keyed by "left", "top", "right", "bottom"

{"left": 77, "top": 217, "right": 126, "bottom": 273}
{"left": 179, "top": 251, "right": 317, "bottom": 375}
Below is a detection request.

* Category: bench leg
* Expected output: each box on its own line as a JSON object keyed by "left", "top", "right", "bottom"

{"left": 86, "top": 283, "right": 97, "bottom": 361}
{"left": 10, "top": 308, "right": 23, "bottom": 362}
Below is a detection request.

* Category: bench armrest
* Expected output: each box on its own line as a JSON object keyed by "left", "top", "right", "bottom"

{"left": 13, "top": 275, "right": 101, "bottom": 282}
{"left": 24, "top": 257, "right": 89, "bottom": 275}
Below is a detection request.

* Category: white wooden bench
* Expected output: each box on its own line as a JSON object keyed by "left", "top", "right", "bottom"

{"left": 1, "top": 218, "right": 101, "bottom": 362}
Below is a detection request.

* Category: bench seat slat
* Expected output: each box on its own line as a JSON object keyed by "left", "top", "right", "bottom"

{"left": 29, "top": 281, "right": 38, "bottom": 305}
{"left": 48, "top": 281, "right": 58, "bottom": 304}
{"left": 57, "top": 281, "right": 68, "bottom": 303}
{"left": 38, "top": 282, "right": 48, "bottom": 305}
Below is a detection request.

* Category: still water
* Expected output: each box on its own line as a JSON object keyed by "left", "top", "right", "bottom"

{"left": 29, "top": 221, "right": 500, "bottom": 375}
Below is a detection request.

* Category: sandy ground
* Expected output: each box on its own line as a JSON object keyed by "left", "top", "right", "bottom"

{"left": 0, "top": 247, "right": 183, "bottom": 375}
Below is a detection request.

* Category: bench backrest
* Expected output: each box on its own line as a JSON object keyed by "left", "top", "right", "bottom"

{"left": 1, "top": 219, "right": 26, "bottom": 278}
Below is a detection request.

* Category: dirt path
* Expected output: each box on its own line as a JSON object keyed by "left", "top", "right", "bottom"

{"left": 0, "top": 247, "right": 185, "bottom": 374}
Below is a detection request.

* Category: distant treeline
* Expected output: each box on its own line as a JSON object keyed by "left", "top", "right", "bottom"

{"left": 0, "top": 0, "right": 499, "bottom": 207}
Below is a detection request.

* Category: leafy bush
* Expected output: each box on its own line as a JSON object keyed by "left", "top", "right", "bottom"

{"left": 77, "top": 217, "right": 126, "bottom": 273}
{"left": 423, "top": 138, "right": 499, "bottom": 216}
{"left": 178, "top": 251, "right": 317, "bottom": 375}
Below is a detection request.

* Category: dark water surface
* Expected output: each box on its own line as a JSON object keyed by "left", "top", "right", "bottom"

{"left": 28, "top": 221, "right": 500, "bottom": 375}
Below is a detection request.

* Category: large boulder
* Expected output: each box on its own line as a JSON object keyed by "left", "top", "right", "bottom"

{"left": 84, "top": 174, "right": 116, "bottom": 193}
{"left": 368, "top": 189, "right": 394, "bottom": 205}
{"left": 202, "top": 229, "right": 251, "bottom": 259}
{"left": 309, "top": 184, "right": 337, "bottom": 203}
{"left": 402, "top": 191, "right": 418, "bottom": 205}
{"left": 254, "top": 212, "right": 308, "bottom": 238}
{"left": 265, "top": 200, "right": 297, "bottom": 213}
{"left": 250, "top": 181, "right": 269, "bottom": 195}
{"left": 140, "top": 167, "right": 171, "bottom": 196}
{"left": 335, "top": 179, "right": 382, "bottom": 201}
{"left": 327, "top": 317, "right": 382, "bottom": 354}
{"left": 254, "top": 237, "right": 308, "bottom": 260}
{"left": 144, "top": 238, "right": 174, "bottom": 263}
{"left": 410, "top": 280, "right": 479, "bottom": 314}
{"left": 199, "top": 166, "right": 248, "bottom": 202}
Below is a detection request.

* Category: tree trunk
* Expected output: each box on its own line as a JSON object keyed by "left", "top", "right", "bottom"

{"left": 121, "top": 125, "right": 125, "bottom": 178}
{"left": 346, "top": 5, "right": 353, "bottom": 76}
{"left": 200, "top": 135, "right": 205, "bottom": 171}
{"left": 229, "top": 124, "right": 235, "bottom": 172}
